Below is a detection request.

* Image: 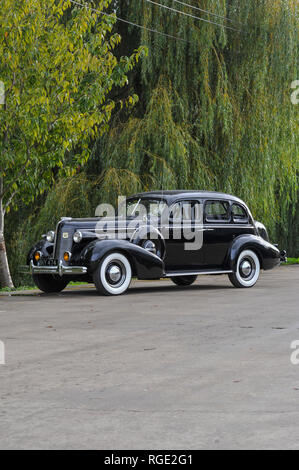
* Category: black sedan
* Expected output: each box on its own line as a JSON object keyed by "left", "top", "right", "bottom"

{"left": 22, "top": 191, "right": 286, "bottom": 295}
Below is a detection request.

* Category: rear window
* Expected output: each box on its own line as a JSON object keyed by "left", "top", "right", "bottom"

{"left": 231, "top": 203, "right": 248, "bottom": 223}
{"left": 205, "top": 201, "right": 230, "bottom": 222}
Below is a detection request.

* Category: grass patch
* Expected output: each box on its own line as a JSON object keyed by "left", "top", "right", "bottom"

{"left": 286, "top": 258, "right": 299, "bottom": 265}
{"left": 69, "top": 282, "right": 89, "bottom": 286}
{"left": 0, "top": 285, "right": 36, "bottom": 293}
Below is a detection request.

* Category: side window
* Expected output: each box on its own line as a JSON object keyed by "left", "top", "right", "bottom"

{"left": 205, "top": 200, "right": 230, "bottom": 222}
{"left": 169, "top": 203, "right": 182, "bottom": 221}
{"left": 231, "top": 203, "right": 249, "bottom": 223}
{"left": 169, "top": 201, "right": 202, "bottom": 223}
{"left": 182, "top": 202, "right": 192, "bottom": 221}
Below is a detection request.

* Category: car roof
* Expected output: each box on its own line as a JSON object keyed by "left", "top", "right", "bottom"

{"left": 130, "top": 190, "right": 247, "bottom": 206}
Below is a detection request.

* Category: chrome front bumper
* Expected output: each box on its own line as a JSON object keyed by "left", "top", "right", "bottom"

{"left": 20, "top": 260, "right": 88, "bottom": 277}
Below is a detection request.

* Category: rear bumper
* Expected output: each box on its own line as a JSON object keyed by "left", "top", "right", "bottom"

{"left": 20, "top": 260, "right": 88, "bottom": 277}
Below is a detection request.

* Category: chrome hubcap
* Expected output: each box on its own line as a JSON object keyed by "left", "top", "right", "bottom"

{"left": 240, "top": 260, "right": 252, "bottom": 277}
{"left": 106, "top": 264, "right": 122, "bottom": 284}
{"left": 239, "top": 256, "right": 257, "bottom": 281}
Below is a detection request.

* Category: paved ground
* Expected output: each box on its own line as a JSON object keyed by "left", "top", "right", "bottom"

{"left": 0, "top": 266, "right": 299, "bottom": 449}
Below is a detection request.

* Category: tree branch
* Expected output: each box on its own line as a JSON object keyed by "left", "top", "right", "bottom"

{"left": 0, "top": 154, "right": 30, "bottom": 200}
{"left": 3, "top": 187, "right": 19, "bottom": 211}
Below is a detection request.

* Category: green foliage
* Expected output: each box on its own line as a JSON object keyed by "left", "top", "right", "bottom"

{"left": 0, "top": 0, "right": 144, "bottom": 211}
{"left": 7, "top": 175, "right": 94, "bottom": 286}
{"left": 94, "top": 77, "right": 215, "bottom": 191}
{"left": 0, "top": 0, "right": 144, "bottom": 287}
{"left": 4, "top": 0, "right": 299, "bottom": 286}
{"left": 93, "top": 0, "right": 299, "bottom": 241}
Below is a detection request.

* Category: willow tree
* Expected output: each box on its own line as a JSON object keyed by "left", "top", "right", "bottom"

{"left": 0, "top": 0, "right": 144, "bottom": 288}
{"left": 89, "top": 0, "right": 298, "bottom": 242}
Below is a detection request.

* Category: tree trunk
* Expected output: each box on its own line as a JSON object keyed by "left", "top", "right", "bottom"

{"left": 0, "top": 181, "right": 14, "bottom": 289}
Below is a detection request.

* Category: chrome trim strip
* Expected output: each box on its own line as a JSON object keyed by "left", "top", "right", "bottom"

{"left": 53, "top": 220, "right": 61, "bottom": 258}
{"left": 85, "top": 224, "right": 253, "bottom": 235}
{"left": 203, "top": 224, "right": 253, "bottom": 229}
{"left": 90, "top": 223, "right": 253, "bottom": 228}
{"left": 165, "top": 270, "right": 233, "bottom": 277}
{"left": 20, "top": 261, "right": 88, "bottom": 277}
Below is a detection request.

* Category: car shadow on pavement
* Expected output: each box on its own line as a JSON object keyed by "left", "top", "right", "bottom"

{"left": 127, "top": 283, "right": 233, "bottom": 295}
{"left": 37, "top": 282, "right": 233, "bottom": 297}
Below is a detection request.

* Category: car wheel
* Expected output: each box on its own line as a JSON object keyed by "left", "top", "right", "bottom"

{"left": 32, "top": 274, "right": 69, "bottom": 293}
{"left": 93, "top": 252, "right": 132, "bottom": 296}
{"left": 228, "top": 249, "right": 260, "bottom": 288}
{"left": 171, "top": 275, "right": 197, "bottom": 286}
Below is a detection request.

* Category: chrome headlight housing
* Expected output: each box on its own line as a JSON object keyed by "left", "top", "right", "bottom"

{"left": 73, "top": 231, "right": 83, "bottom": 243}
{"left": 46, "top": 231, "right": 55, "bottom": 243}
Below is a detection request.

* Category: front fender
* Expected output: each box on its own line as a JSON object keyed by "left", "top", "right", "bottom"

{"left": 26, "top": 240, "right": 54, "bottom": 265}
{"left": 80, "top": 239, "right": 165, "bottom": 280}
{"left": 228, "top": 235, "right": 281, "bottom": 271}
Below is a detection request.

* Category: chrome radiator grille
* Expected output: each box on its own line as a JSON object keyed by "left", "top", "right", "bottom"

{"left": 54, "top": 222, "right": 73, "bottom": 261}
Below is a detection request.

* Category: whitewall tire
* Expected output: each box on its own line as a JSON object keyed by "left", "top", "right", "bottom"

{"left": 228, "top": 249, "right": 261, "bottom": 288}
{"left": 93, "top": 252, "right": 132, "bottom": 296}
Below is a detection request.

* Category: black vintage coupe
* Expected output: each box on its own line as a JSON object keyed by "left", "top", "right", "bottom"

{"left": 23, "top": 191, "right": 286, "bottom": 295}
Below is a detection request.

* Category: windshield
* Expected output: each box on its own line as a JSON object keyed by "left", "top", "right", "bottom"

{"left": 119, "top": 198, "right": 167, "bottom": 219}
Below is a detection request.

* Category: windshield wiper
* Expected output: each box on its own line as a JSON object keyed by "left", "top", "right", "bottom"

{"left": 131, "top": 199, "right": 141, "bottom": 216}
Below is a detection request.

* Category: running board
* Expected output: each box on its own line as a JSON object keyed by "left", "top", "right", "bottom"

{"left": 165, "top": 270, "right": 233, "bottom": 277}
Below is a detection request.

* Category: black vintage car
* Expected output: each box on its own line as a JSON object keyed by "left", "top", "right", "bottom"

{"left": 22, "top": 191, "right": 286, "bottom": 295}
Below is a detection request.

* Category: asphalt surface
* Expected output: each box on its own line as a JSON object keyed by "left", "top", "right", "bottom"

{"left": 0, "top": 266, "right": 299, "bottom": 450}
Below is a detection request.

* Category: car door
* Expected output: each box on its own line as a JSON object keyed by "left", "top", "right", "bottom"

{"left": 162, "top": 199, "right": 205, "bottom": 270}
{"left": 201, "top": 199, "right": 235, "bottom": 269}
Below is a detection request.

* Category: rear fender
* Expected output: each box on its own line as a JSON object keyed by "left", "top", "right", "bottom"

{"left": 80, "top": 239, "right": 165, "bottom": 280}
{"left": 228, "top": 235, "right": 281, "bottom": 271}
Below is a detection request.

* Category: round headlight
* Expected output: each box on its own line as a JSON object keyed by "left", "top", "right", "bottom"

{"left": 46, "top": 231, "right": 55, "bottom": 243}
{"left": 73, "top": 231, "right": 83, "bottom": 243}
